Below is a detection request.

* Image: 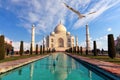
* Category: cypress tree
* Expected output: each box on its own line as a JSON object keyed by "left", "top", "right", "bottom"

{"left": 108, "top": 34, "right": 116, "bottom": 59}
{"left": 74, "top": 47, "right": 76, "bottom": 54}
{"left": 36, "top": 44, "right": 38, "bottom": 55}
{"left": 0, "top": 35, "right": 5, "bottom": 60}
{"left": 86, "top": 49, "right": 88, "bottom": 55}
{"left": 49, "top": 48, "right": 51, "bottom": 53}
{"left": 43, "top": 45, "right": 45, "bottom": 54}
{"left": 47, "top": 48, "right": 49, "bottom": 53}
{"left": 40, "top": 45, "right": 42, "bottom": 54}
{"left": 19, "top": 41, "right": 24, "bottom": 56}
{"left": 93, "top": 41, "right": 97, "bottom": 56}
{"left": 30, "top": 43, "right": 32, "bottom": 55}
{"left": 69, "top": 47, "right": 71, "bottom": 53}
{"left": 39, "top": 45, "right": 41, "bottom": 54}
{"left": 80, "top": 46, "right": 83, "bottom": 55}
{"left": 77, "top": 46, "right": 79, "bottom": 54}
{"left": 72, "top": 47, "right": 73, "bottom": 54}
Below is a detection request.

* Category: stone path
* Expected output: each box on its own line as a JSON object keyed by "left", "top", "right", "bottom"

{"left": 0, "top": 55, "right": 49, "bottom": 74}
{"left": 67, "top": 53, "right": 120, "bottom": 79}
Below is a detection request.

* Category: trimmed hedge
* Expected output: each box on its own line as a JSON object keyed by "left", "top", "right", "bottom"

{"left": 36, "top": 44, "right": 38, "bottom": 55}
{"left": 30, "top": 43, "right": 32, "bottom": 55}
{"left": 108, "top": 34, "right": 116, "bottom": 59}
{"left": 93, "top": 41, "right": 97, "bottom": 56}
{"left": 40, "top": 45, "right": 42, "bottom": 54}
{"left": 0, "top": 35, "right": 5, "bottom": 60}
{"left": 19, "top": 41, "right": 24, "bottom": 56}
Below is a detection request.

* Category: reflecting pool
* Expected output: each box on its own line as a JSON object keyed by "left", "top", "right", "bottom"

{"left": 0, "top": 53, "right": 109, "bottom": 80}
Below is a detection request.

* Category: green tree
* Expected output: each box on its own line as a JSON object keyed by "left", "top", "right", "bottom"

{"left": 108, "top": 34, "right": 116, "bottom": 59}
{"left": 93, "top": 41, "right": 97, "bottom": 56}
{"left": 36, "top": 44, "right": 38, "bottom": 55}
{"left": 77, "top": 46, "right": 79, "bottom": 54}
{"left": 86, "top": 49, "right": 88, "bottom": 55}
{"left": 49, "top": 48, "right": 51, "bottom": 53}
{"left": 80, "top": 46, "right": 83, "bottom": 55}
{"left": 47, "top": 48, "right": 49, "bottom": 53}
{"left": 0, "top": 35, "right": 5, "bottom": 60}
{"left": 43, "top": 45, "right": 45, "bottom": 54}
{"left": 40, "top": 45, "right": 42, "bottom": 54}
{"left": 30, "top": 43, "right": 32, "bottom": 55}
{"left": 19, "top": 41, "right": 24, "bottom": 56}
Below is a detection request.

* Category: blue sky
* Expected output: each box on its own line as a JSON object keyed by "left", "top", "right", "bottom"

{"left": 0, "top": 0, "right": 120, "bottom": 51}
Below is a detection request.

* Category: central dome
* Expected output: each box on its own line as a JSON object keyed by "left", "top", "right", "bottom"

{"left": 54, "top": 23, "right": 67, "bottom": 33}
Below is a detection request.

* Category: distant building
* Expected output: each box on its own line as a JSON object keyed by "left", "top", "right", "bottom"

{"left": 46, "top": 22, "right": 75, "bottom": 51}
{"left": 115, "top": 35, "right": 120, "bottom": 51}
{"left": 115, "top": 35, "right": 120, "bottom": 46}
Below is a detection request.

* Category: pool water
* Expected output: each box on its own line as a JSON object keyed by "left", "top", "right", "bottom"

{"left": 0, "top": 53, "right": 108, "bottom": 80}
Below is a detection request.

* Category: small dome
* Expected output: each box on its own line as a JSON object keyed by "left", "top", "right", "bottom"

{"left": 50, "top": 32, "right": 55, "bottom": 36}
{"left": 67, "top": 32, "right": 70, "bottom": 35}
{"left": 54, "top": 23, "right": 67, "bottom": 33}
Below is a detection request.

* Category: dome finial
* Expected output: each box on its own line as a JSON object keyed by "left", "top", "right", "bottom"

{"left": 32, "top": 24, "right": 35, "bottom": 27}
{"left": 60, "top": 20, "right": 62, "bottom": 24}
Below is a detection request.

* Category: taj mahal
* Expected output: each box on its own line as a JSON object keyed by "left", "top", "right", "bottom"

{"left": 46, "top": 22, "right": 77, "bottom": 51}
{"left": 31, "top": 22, "right": 90, "bottom": 52}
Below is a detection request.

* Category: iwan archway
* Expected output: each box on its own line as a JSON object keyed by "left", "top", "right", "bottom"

{"left": 58, "top": 38, "right": 64, "bottom": 47}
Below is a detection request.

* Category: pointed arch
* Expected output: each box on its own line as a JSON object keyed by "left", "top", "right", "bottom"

{"left": 58, "top": 38, "right": 64, "bottom": 47}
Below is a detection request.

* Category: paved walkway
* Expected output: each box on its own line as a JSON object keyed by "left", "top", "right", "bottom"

{"left": 0, "top": 55, "right": 49, "bottom": 74}
{"left": 67, "top": 53, "right": 120, "bottom": 78}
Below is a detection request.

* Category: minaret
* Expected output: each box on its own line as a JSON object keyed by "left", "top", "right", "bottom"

{"left": 86, "top": 24, "right": 90, "bottom": 51}
{"left": 75, "top": 36, "right": 78, "bottom": 47}
{"left": 31, "top": 24, "right": 35, "bottom": 51}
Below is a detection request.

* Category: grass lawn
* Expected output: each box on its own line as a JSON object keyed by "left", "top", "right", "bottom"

{"left": 82, "top": 54, "right": 120, "bottom": 64}
{"left": 0, "top": 54, "right": 40, "bottom": 63}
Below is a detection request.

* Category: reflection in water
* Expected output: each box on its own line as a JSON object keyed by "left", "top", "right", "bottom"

{"left": 89, "top": 70, "right": 92, "bottom": 80}
{"left": 30, "top": 63, "right": 34, "bottom": 80}
{"left": 0, "top": 53, "right": 107, "bottom": 80}
{"left": 53, "top": 53, "right": 68, "bottom": 80}
{"left": 18, "top": 69, "right": 22, "bottom": 75}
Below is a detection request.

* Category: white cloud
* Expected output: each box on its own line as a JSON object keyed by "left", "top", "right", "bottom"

{"left": 5, "top": 37, "right": 11, "bottom": 43}
{"left": 0, "top": 0, "right": 119, "bottom": 50}
{"left": 93, "top": 35, "right": 107, "bottom": 50}
{"left": 107, "top": 27, "right": 112, "bottom": 32}
{"left": 73, "top": 0, "right": 120, "bottom": 29}
{"left": 12, "top": 41, "right": 31, "bottom": 51}
{"left": 4, "top": 36, "right": 43, "bottom": 51}
{"left": 12, "top": 40, "right": 44, "bottom": 51}
{"left": 1, "top": 0, "right": 119, "bottom": 34}
{"left": 79, "top": 41, "right": 86, "bottom": 47}
{"left": 79, "top": 35, "right": 108, "bottom": 50}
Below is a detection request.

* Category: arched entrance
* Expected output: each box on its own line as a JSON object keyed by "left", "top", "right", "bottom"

{"left": 58, "top": 38, "right": 64, "bottom": 47}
